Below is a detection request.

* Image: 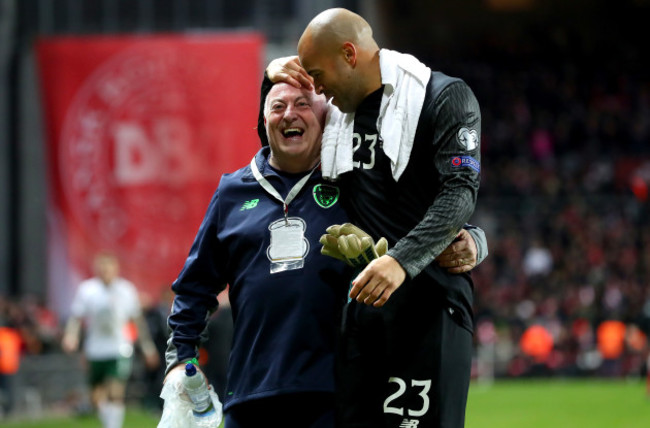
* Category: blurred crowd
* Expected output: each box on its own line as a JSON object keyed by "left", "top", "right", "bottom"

{"left": 0, "top": 294, "right": 60, "bottom": 356}
{"left": 439, "top": 29, "right": 650, "bottom": 379}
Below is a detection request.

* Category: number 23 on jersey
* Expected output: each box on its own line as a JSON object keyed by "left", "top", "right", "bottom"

{"left": 352, "top": 132, "right": 378, "bottom": 170}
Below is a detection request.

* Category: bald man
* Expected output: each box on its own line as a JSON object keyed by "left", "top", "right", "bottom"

{"left": 266, "top": 8, "right": 483, "bottom": 428}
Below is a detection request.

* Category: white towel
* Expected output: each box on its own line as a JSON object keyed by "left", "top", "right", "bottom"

{"left": 378, "top": 49, "right": 431, "bottom": 180}
{"left": 320, "top": 48, "right": 431, "bottom": 181}
{"left": 320, "top": 104, "right": 355, "bottom": 180}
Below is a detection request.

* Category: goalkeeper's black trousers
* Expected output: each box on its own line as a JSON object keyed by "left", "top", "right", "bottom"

{"left": 335, "top": 282, "right": 473, "bottom": 428}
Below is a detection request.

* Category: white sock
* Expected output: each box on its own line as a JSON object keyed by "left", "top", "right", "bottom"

{"left": 105, "top": 402, "right": 125, "bottom": 428}
{"left": 97, "top": 402, "right": 110, "bottom": 428}
{"left": 111, "top": 402, "right": 126, "bottom": 428}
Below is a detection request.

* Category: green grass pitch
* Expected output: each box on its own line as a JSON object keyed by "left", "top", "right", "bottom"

{"left": 0, "top": 379, "right": 647, "bottom": 427}
{"left": 466, "top": 379, "right": 650, "bottom": 428}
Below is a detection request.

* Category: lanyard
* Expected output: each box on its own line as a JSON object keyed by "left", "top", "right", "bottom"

{"left": 250, "top": 156, "right": 319, "bottom": 223}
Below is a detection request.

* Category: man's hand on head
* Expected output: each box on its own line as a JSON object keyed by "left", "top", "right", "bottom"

{"left": 266, "top": 56, "right": 314, "bottom": 90}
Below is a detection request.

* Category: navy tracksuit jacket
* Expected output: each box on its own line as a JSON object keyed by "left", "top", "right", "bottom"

{"left": 167, "top": 147, "right": 351, "bottom": 410}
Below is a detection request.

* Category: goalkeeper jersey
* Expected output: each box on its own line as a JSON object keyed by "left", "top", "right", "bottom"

{"left": 167, "top": 147, "right": 350, "bottom": 410}
{"left": 340, "top": 72, "right": 481, "bottom": 332}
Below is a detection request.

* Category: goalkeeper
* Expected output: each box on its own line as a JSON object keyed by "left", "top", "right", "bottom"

{"left": 262, "top": 8, "right": 485, "bottom": 427}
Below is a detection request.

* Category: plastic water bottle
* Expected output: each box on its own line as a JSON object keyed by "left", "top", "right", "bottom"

{"left": 183, "top": 362, "right": 219, "bottom": 427}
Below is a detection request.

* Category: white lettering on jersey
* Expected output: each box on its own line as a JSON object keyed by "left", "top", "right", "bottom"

{"left": 383, "top": 377, "right": 432, "bottom": 417}
{"left": 352, "top": 132, "right": 377, "bottom": 170}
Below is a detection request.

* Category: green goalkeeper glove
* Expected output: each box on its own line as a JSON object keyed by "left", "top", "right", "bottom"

{"left": 320, "top": 223, "right": 388, "bottom": 267}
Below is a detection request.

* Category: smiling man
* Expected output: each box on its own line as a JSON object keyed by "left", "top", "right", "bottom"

{"left": 264, "top": 83, "right": 324, "bottom": 173}
{"left": 164, "top": 82, "right": 352, "bottom": 427}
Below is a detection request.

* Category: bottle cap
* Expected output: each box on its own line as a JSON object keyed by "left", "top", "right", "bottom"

{"left": 185, "top": 362, "right": 197, "bottom": 376}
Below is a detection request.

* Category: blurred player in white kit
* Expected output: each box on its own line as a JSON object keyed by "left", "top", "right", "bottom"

{"left": 62, "top": 252, "right": 159, "bottom": 428}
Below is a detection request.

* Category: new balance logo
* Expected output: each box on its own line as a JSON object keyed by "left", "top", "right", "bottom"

{"left": 399, "top": 419, "right": 420, "bottom": 428}
{"left": 240, "top": 199, "right": 259, "bottom": 211}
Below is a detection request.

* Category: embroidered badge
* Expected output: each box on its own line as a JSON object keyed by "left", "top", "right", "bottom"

{"left": 457, "top": 127, "right": 479, "bottom": 151}
{"left": 313, "top": 184, "right": 340, "bottom": 208}
{"left": 451, "top": 156, "right": 480, "bottom": 173}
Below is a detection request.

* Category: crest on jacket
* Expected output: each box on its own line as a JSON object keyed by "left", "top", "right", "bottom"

{"left": 313, "top": 184, "right": 340, "bottom": 208}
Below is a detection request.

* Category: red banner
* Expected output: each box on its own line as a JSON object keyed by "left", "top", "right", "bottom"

{"left": 37, "top": 34, "right": 264, "bottom": 312}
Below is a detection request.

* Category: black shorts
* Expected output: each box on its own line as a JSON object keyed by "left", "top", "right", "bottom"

{"left": 336, "top": 279, "right": 473, "bottom": 428}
